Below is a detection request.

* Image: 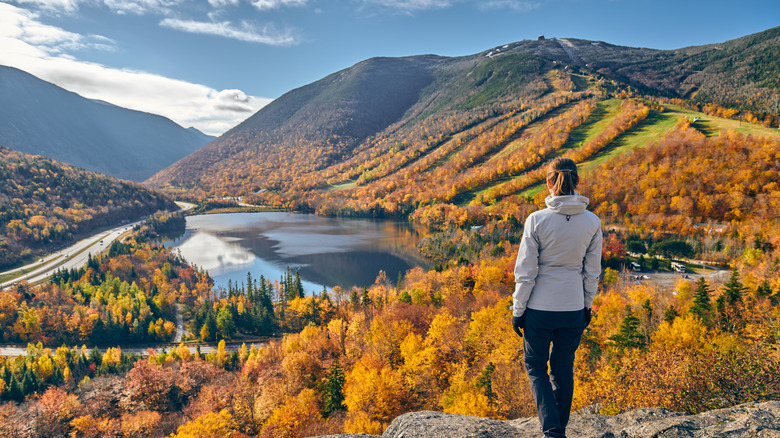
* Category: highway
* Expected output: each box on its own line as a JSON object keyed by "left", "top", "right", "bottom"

{"left": 0, "top": 342, "right": 264, "bottom": 357}
{"left": 0, "top": 201, "right": 195, "bottom": 290}
{"left": 0, "top": 221, "right": 140, "bottom": 289}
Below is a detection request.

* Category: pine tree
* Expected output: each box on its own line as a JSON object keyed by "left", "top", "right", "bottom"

{"left": 50, "top": 365, "right": 64, "bottom": 386}
{"left": 350, "top": 289, "right": 360, "bottom": 308}
{"left": 609, "top": 306, "right": 645, "bottom": 349}
{"left": 662, "top": 305, "right": 679, "bottom": 323}
{"left": 88, "top": 347, "right": 103, "bottom": 366}
{"left": 202, "top": 312, "right": 218, "bottom": 342}
{"left": 723, "top": 267, "right": 744, "bottom": 304}
{"left": 476, "top": 362, "right": 497, "bottom": 406}
{"left": 294, "top": 272, "right": 304, "bottom": 299}
{"left": 22, "top": 367, "right": 39, "bottom": 395}
{"left": 639, "top": 299, "right": 653, "bottom": 343}
{"left": 246, "top": 272, "right": 254, "bottom": 303}
{"left": 756, "top": 280, "right": 772, "bottom": 296}
{"left": 7, "top": 375, "right": 24, "bottom": 402}
{"left": 361, "top": 287, "right": 372, "bottom": 307}
{"left": 719, "top": 267, "right": 745, "bottom": 332}
{"left": 690, "top": 277, "right": 712, "bottom": 325}
{"left": 321, "top": 361, "right": 346, "bottom": 417}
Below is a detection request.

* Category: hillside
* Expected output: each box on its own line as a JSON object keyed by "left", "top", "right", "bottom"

{"left": 0, "top": 145, "right": 177, "bottom": 268}
{"left": 0, "top": 65, "right": 213, "bottom": 182}
{"left": 146, "top": 27, "right": 779, "bottom": 199}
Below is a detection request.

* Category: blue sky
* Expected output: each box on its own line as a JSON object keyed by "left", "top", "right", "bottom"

{"left": 1, "top": 0, "right": 778, "bottom": 135}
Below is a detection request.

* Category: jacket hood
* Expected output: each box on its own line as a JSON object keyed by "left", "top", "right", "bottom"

{"left": 545, "top": 192, "right": 590, "bottom": 215}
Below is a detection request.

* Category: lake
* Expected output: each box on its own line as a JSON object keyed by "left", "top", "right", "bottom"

{"left": 166, "top": 212, "right": 428, "bottom": 294}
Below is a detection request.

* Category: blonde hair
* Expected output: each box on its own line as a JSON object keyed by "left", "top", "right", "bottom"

{"left": 546, "top": 157, "right": 579, "bottom": 196}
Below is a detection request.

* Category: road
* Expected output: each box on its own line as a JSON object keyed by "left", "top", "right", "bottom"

{"left": 0, "top": 342, "right": 264, "bottom": 358}
{"left": 173, "top": 303, "right": 187, "bottom": 343}
{"left": 0, "top": 222, "right": 141, "bottom": 289}
{"left": 0, "top": 201, "right": 195, "bottom": 290}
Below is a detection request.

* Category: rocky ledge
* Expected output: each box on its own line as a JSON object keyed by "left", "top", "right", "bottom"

{"left": 314, "top": 401, "right": 780, "bottom": 438}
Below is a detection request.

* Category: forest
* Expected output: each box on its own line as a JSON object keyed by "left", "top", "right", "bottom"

{"left": 1, "top": 217, "right": 778, "bottom": 437}
{"left": 0, "top": 146, "right": 176, "bottom": 269}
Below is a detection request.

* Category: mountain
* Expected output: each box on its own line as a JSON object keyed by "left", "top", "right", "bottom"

{"left": 147, "top": 27, "right": 779, "bottom": 198}
{"left": 0, "top": 65, "right": 214, "bottom": 182}
{"left": 0, "top": 145, "right": 176, "bottom": 268}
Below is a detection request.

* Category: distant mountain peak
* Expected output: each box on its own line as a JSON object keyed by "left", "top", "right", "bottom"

{"left": 0, "top": 65, "right": 214, "bottom": 182}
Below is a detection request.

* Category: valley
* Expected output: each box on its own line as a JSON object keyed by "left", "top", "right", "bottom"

{"left": 1, "top": 27, "right": 779, "bottom": 438}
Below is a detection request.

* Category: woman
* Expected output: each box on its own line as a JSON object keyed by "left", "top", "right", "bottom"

{"left": 512, "top": 157, "right": 602, "bottom": 438}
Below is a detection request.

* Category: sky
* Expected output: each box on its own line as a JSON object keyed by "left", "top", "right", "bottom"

{"left": 1, "top": 0, "right": 778, "bottom": 136}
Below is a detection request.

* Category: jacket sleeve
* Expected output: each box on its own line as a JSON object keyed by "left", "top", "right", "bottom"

{"left": 582, "top": 223, "right": 603, "bottom": 308}
{"left": 513, "top": 215, "right": 539, "bottom": 317}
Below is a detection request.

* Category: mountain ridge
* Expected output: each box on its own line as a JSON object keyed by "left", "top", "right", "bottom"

{"left": 146, "top": 27, "right": 779, "bottom": 197}
{"left": 0, "top": 144, "right": 176, "bottom": 268}
{"left": 0, "top": 65, "right": 214, "bottom": 182}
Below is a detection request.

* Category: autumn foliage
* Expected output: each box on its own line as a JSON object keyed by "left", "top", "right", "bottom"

{"left": 0, "top": 146, "right": 176, "bottom": 268}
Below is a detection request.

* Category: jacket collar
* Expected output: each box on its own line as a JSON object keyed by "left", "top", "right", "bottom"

{"left": 544, "top": 191, "right": 590, "bottom": 215}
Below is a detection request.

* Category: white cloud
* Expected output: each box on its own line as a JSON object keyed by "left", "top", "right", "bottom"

{"left": 13, "top": 0, "right": 80, "bottom": 13}
{"left": 478, "top": 0, "right": 540, "bottom": 12}
{"left": 360, "top": 0, "right": 454, "bottom": 11}
{"left": 360, "top": 0, "right": 541, "bottom": 11}
{"left": 160, "top": 18, "right": 298, "bottom": 45}
{"left": 0, "top": 3, "right": 114, "bottom": 53}
{"left": 102, "top": 0, "right": 184, "bottom": 15}
{"left": 251, "top": 0, "right": 308, "bottom": 11}
{"left": 208, "top": 0, "right": 239, "bottom": 7}
{"left": 0, "top": 3, "right": 270, "bottom": 135}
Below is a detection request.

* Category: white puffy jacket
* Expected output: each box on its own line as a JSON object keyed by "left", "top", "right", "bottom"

{"left": 512, "top": 193, "right": 603, "bottom": 317}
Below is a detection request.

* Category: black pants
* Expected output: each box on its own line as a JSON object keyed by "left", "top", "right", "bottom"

{"left": 522, "top": 308, "right": 585, "bottom": 438}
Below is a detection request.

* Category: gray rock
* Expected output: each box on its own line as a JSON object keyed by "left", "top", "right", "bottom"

{"left": 308, "top": 401, "right": 780, "bottom": 438}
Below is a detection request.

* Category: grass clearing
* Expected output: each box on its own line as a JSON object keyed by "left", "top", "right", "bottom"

{"left": 328, "top": 181, "right": 357, "bottom": 192}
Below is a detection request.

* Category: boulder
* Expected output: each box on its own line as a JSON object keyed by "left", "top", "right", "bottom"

{"left": 311, "top": 401, "right": 780, "bottom": 437}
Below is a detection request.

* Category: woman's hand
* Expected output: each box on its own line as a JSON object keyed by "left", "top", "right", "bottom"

{"left": 512, "top": 315, "right": 525, "bottom": 337}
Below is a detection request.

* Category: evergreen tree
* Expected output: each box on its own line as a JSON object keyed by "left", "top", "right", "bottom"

{"left": 321, "top": 361, "right": 346, "bottom": 417}
{"left": 294, "top": 272, "right": 304, "bottom": 299}
{"left": 7, "top": 375, "right": 24, "bottom": 402}
{"left": 718, "top": 267, "right": 745, "bottom": 332}
{"left": 50, "top": 365, "right": 65, "bottom": 386}
{"left": 350, "top": 289, "right": 360, "bottom": 308}
{"left": 756, "top": 279, "right": 772, "bottom": 296}
{"left": 203, "top": 312, "right": 218, "bottom": 342}
{"left": 690, "top": 277, "right": 712, "bottom": 325}
{"left": 91, "top": 317, "right": 106, "bottom": 345}
{"left": 639, "top": 299, "right": 653, "bottom": 343}
{"left": 88, "top": 347, "right": 103, "bottom": 366}
{"left": 246, "top": 272, "right": 254, "bottom": 303}
{"left": 723, "top": 267, "right": 745, "bottom": 304}
{"left": 361, "top": 287, "right": 372, "bottom": 307}
{"left": 216, "top": 307, "right": 236, "bottom": 338}
{"left": 22, "top": 367, "right": 40, "bottom": 395}
{"left": 609, "top": 306, "right": 645, "bottom": 349}
{"left": 662, "top": 305, "right": 679, "bottom": 323}
{"left": 476, "top": 362, "right": 497, "bottom": 406}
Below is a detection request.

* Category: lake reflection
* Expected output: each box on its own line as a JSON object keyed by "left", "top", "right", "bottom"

{"left": 167, "top": 212, "right": 428, "bottom": 293}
